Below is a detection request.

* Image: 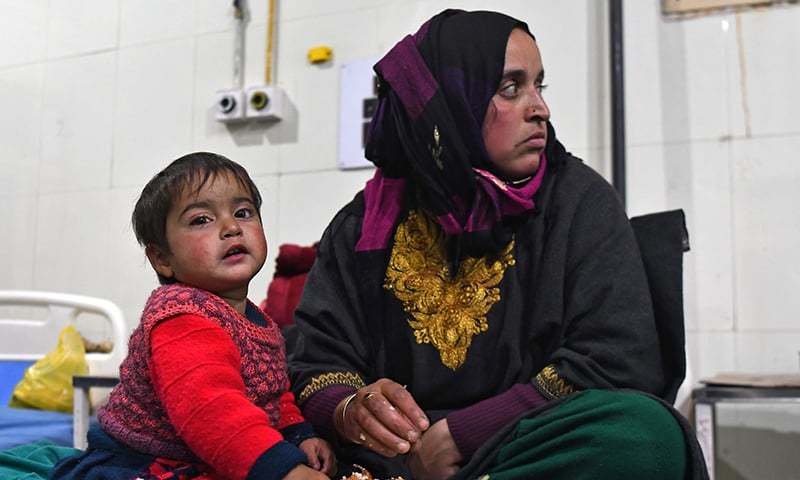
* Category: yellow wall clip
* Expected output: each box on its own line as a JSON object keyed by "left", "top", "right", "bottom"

{"left": 307, "top": 46, "right": 333, "bottom": 64}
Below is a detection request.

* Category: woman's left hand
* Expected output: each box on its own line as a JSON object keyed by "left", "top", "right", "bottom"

{"left": 406, "top": 418, "right": 462, "bottom": 480}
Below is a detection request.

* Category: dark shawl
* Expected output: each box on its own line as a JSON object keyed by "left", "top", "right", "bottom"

{"left": 363, "top": 9, "right": 546, "bottom": 261}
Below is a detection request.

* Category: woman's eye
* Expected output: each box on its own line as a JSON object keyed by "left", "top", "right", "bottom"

{"left": 235, "top": 207, "right": 254, "bottom": 219}
{"left": 499, "top": 82, "right": 519, "bottom": 98}
{"left": 189, "top": 215, "right": 212, "bottom": 226}
{"left": 536, "top": 83, "right": 548, "bottom": 93}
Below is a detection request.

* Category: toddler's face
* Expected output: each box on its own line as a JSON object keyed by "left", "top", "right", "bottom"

{"left": 150, "top": 172, "right": 267, "bottom": 301}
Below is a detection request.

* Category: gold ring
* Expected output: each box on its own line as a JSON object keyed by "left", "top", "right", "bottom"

{"left": 350, "top": 431, "right": 366, "bottom": 445}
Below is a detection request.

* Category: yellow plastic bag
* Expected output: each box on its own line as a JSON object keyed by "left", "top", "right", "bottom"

{"left": 8, "top": 325, "right": 89, "bottom": 413}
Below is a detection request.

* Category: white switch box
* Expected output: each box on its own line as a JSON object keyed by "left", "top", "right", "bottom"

{"left": 215, "top": 89, "right": 246, "bottom": 123}
{"left": 244, "top": 85, "right": 286, "bottom": 122}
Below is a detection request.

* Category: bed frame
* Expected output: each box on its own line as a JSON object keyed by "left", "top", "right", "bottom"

{"left": 0, "top": 290, "right": 127, "bottom": 449}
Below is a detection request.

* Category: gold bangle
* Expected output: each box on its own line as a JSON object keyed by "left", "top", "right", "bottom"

{"left": 340, "top": 393, "right": 359, "bottom": 443}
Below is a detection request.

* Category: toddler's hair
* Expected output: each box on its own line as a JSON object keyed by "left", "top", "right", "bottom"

{"left": 132, "top": 152, "right": 262, "bottom": 283}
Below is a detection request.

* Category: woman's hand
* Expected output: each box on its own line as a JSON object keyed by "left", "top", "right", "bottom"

{"left": 406, "top": 418, "right": 462, "bottom": 480}
{"left": 333, "top": 378, "right": 430, "bottom": 457}
{"left": 282, "top": 463, "right": 329, "bottom": 479}
{"left": 298, "top": 437, "right": 336, "bottom": 476}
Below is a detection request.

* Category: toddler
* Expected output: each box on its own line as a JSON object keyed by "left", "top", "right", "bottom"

{"left": 52, "top": 152, "right": 334, "bottom": 480}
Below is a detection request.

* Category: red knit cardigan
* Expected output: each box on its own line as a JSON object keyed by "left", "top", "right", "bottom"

{"left": 98, "top": 284, "right": 307, "bottom": 479}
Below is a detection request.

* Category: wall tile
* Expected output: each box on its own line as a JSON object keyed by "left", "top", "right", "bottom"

{"left": 112, "top": 39, "right": 194, "bottom": 189}
{"left": 683, "top": 14, "right": 744, "bottom": 141}
{"left": 686, "top": 331, "right": 736, "bottom": 381}
{"left": 194, "top": 0, "right": 272, "bottom": 33}
{"left": 192, "top": 30, "right": 280, "bottom": 176}
{"left": 47, "top": 0, "right": 119, "bottom": 59}
{"left": 279, "top": 0, "right": 387, "bottom": 22}
{"left": 278, "top": 9, "right": 378, "bottom": 95}
{"left": 0, "top": 194, "right": 37, "bottom": 290}
{"left": 739, "top": 6, "right": 800, "bottom": 137}
{"left": 623, "top": 0, "right": 665, "bottom": 146}
{"left": 119, "top": 0, "right": 195, "bottom": 47}
{"left": 244, "top": 24, "right": 269, "bottom": 87}
{"left": 732, "top": 136, "right": 800, "bottom": 331}
{"left": 278, "top": 169, "right": 374, "bottom": 247}
{"left": 0, "top": 0, "right": 47, "bottom": 68}
{"left": 571, "top": 146, "right": 612, "bottom": 183}
{"left": 625, "top": 3, "right": 741, "bottom": 145}
{"left": 33, "top": 187, "right": 156, "bottom": 334}
{"left": 0, "top": 64, "right": 43, "bottom": 196}
{"left": 194, "top": 0, "right": 238, "bottom": 35}
{"left": 375, "top": 0, "right": 438, "bottom": 52}
{"left": 626, "top": 144, "right": 672, "bottom": 216}
{"left": 735, "top": 332, "right": 800, "bottom": 373}
{"left": 684, "top": 141, "right": 735, "bottom": 332}
{"left": 107, "top": 187, "right": 153, "bottom": 332}
{"left": 276, "top": 9, "right": 380, "bottom": 173}
{"left": 40, "top": 52, "right": 115, "bottom": 193}
{"left": 193, "top": 0, "right": 270, "bottom": 33}
{"left": 33, "top": 190, "right": 116, "bottom": 296}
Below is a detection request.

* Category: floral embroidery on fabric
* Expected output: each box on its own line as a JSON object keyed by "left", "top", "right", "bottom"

{"left": 384, "top": 210, "right": 515, "bottom": 370}
{"left": 535, "top": 364, "right": 576, "bottom": 399}
{"left": 298, "top": 371, "right": 366, "bottom": 404}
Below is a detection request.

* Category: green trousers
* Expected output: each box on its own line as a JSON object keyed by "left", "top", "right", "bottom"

{"left": 484, "top": 390, "right": 687, "bottom": 480}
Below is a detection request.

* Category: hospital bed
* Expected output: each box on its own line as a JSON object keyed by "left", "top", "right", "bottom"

{"left": 0, "top": 290, "right": 126, "bottom": 450}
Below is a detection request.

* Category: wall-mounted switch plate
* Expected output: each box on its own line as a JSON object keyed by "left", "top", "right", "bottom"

{"left": 244, "top": 85, "right": 286, "bottom": 122}
{"left": 215, "top": 89, "right": 246, "bottom": 123}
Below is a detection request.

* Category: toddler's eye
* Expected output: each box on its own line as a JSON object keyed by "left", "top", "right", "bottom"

{"left": 235, "top": 207, "right": 254, "bottom": 219}
{"left": 189, "top": 215, "right": 211, "bottom": 226}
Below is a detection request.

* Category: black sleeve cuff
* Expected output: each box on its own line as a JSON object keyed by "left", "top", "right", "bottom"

{"left": 280, "top": 421, "right": 316, "bottom": 445}
{"left": 246, "top": 440, "right": 307, "bottom": 480}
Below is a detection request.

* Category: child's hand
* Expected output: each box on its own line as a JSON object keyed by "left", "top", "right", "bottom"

{"left": 282, "top": 464, "right": 329, "bottom": 480}
{"left": 299, "top": 437, "right": 336, "bottom": 476}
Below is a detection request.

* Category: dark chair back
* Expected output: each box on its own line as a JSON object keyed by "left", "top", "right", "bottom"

{"left": 630, "top": 209, "right": 690, "bottom": 404}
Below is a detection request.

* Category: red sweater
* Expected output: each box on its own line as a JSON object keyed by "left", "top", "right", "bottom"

{"left": 99, "top": 284, "right": 311, "bottom": 480}
{"left": 150, "top": 314, "right": 307, "bottom": 479}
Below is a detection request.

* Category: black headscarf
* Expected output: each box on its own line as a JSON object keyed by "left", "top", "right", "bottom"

{"left": 363, "top": 10, "right": 554, "bottom": 261}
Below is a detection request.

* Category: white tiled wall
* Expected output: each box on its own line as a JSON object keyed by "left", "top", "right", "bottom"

{"left": 113, "top": 38, "right": 196, "bottom": 189}
{"left": 47, "top": 0, "right": 119, "bottom": 60}
{"left": 732, "top": 136, "right": 800, "bottom": 332}
{"left": 0, "top": 1, "right": 47, "bottom": 69}
{"left": 40, "top": 52, "right": 116, "bottom": 193}
{"left": 1, "top": 1, "right": 798, "bottom": 382}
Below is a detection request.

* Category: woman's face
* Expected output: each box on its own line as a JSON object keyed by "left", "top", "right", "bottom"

{"left": 482, "top": 28, "right": 550, "bottom": 181}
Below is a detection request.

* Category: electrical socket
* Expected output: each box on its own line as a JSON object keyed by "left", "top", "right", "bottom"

{"left": 244, "top": 85, "right": 286, "bottom": 121}
{"left": 214, "top": 89, "right": 246, "bottom": 123}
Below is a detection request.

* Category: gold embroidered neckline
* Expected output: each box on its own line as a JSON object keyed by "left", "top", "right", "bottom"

{"left": 383, "top": 211, "right": 515, "bottom": 370}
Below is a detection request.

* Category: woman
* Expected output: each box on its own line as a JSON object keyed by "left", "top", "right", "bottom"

{"left": 290, "top": 9, "right": 706, "bottom": 480}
